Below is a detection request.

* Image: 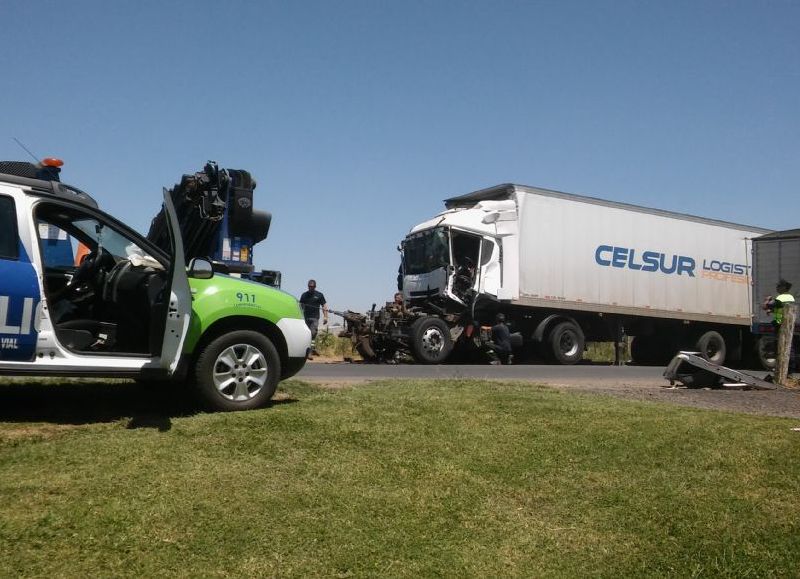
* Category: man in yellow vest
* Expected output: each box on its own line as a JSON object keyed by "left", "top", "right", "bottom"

{"left": 763, "top": 279, "right": 796, "bottom": 373}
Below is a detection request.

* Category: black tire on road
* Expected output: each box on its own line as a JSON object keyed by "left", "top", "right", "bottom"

{"left": 695, "top": 331, "right": 726, "bottom": 365}
{"left": 756, "top": 335, "right": 776, "bottom": 370}
{"left": 410, "top": 317, "right": 453, "bottom": 364}
{"left": 548, "top": 321, "right": 584, "bottom": 365}
{"left": 193, "top": 330, "right": 281, "bottom": 411}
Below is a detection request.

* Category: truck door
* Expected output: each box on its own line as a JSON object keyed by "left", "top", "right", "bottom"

{"left": 159, "top": 189, "right": 192, "bottom": 374}
{"left": 0, "top": 194, "right": 39, "bottom": 362}
{"left": 479, "top": 238, "right": 501, "bottom": 296}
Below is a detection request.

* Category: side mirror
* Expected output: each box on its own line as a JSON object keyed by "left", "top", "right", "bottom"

{"left": 188, "top": 257, "right": 214, "bottom": 280}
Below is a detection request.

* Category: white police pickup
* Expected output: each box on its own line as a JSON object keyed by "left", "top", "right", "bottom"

{"left": 0, "top": 159, "right": 311, "bottom": 411}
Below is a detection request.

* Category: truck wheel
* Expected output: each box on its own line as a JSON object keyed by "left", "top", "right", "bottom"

{"left": 548, "top": 321, "right": 584, "bottom": 365}
{"left": 695, "top": 331, "right": 726, "bottom": 365}
{"left": 756, "top": 335, "right": 776, "bottom": 370}
{"left": 410, "top": 317, "right": 453, "bottom": 364}
{"left": 193, "top": 330, "right": 281, "bottom": 411}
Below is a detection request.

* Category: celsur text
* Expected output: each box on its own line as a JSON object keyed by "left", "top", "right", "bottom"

{"left": 595, "top": 245, "right": 695, "bottom": 276}
{"left": 595, "top": 246, "right": 750, "bottom": 283}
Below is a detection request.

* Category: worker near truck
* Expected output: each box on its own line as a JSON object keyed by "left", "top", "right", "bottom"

{"left": 387, "top": 292, "right": 407, "bottom": 316}
{"left": 300, "top": 279, "right": 328, "bottom": 348}
{"left": 487, "top": 313, "right": 513, "bottom": 365}
{"left": 763, "top": 279, "right": 796, "bottom": 373}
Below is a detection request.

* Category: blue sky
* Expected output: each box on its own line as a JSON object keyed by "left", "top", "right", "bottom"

{"left": 2, "top": 0, "right": 798, "bottom": 312}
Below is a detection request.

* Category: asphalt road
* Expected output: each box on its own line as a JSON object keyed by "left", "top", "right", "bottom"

{"left": 295, "top": 362, "right": 800, "bottom": 419}
{"left": 297, "top": 362, "right": 669, "bottom": 386}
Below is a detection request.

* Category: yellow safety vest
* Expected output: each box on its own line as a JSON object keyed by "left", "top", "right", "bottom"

{"left": 774, "top": 293, "right": 795, "bottom": 325}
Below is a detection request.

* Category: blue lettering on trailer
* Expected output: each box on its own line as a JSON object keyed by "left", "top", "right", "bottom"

{"left": 0, "top": 242, "right": 40, "bottom": 361}
{"left": 701, "top": 259, "right": 750, "bottom": 275}
{"left": 595, "top": 245, "right": 696, "bottom": 277}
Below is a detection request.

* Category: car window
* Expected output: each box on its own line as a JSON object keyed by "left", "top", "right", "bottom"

{"left": 0, "top": 196, "right": 18, "bottom": 260}
{"left": 37, "top": 223, "right": 80, "bottom": 268}
{"left": 35, "top": 204, "right": 163, "bottom": 269}
{"left": 71, "top": 218, "right": 146, "bottom": 261}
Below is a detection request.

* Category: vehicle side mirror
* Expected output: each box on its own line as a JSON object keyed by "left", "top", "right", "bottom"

{"left": 188, "top": 257, "right": 214, "bottom": 279}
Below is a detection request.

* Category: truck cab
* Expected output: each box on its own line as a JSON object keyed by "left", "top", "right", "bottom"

{"left": 400, "top": 199, "right": 514, "bottom": 309}
{"left": 0, "top": 160, "right": 310, "bottom": 411}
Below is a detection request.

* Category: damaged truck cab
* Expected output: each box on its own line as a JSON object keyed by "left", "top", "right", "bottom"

{"left": 402, "top": 199, "right": 513, "bottom": 307}
{"left": 0, "top": 160, "right": 310, "bottom": 411}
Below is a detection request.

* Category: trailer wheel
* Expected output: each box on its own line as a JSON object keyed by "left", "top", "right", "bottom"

{"left": 410, "top": 317, "right": 453, "bottom": 364}
{"left": 756, "top": 335, "right": 776, "bottom": 370}
{"left": 548, "top": 321, "right": 584, "bottom": 365}
{"left": 193, "top": 330, "right": 280, "bottom": 411}
{"left": 695, "top": 331, "right": 726, "bottom": 365}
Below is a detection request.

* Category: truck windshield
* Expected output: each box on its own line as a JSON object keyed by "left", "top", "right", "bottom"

{"left": 403, "top": 228, "right": 450, "bottom": 275}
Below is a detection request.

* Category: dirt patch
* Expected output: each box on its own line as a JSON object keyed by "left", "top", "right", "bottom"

{"left": 553, "top": 381, "right": 800, "bottom": 420}
{"left": 0, "top": 423, "right": 86, "bottom": 444}
{"left": 306, "top": 355, "right": 348, "bottom": 364}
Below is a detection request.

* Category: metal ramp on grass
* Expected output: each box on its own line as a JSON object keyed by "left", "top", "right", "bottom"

{"left": 664, "top": 352, "right": 776, "bottom": 390}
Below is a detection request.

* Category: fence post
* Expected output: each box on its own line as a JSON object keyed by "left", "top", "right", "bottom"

{"left": 775, "top": 303, "right": 797, "bottom": 387}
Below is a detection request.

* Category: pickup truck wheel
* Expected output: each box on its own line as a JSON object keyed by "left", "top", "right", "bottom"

{"left": 410, "top": 317, "right": 453, "bottom": 364}
{"left": 695, "top": 331, "right": 726, "bottom": 365}
{"left": 194, "top": 330, "right": 280, "bottom": 411}
{"left": 548, "top": 321, "right": 584, "bottom": 365}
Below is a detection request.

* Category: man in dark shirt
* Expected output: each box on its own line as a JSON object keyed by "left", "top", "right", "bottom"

{"left": 489, "top": 313, "right": 513, "bottom": 365}
{"left": 299, "top": 279, "right": 328, "bottom": 346}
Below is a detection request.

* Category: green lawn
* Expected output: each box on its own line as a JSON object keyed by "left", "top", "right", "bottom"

{"left": 1, "top": 379, "right": 798, "bottom": 577}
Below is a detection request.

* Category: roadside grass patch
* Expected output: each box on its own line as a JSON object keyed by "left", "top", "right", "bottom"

{"left": 1, "top": 379, "right": 798, "bottom": 576}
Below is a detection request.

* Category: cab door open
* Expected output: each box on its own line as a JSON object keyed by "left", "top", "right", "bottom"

{"left": 159, "top": 189, "right": 192, "bottom": 374}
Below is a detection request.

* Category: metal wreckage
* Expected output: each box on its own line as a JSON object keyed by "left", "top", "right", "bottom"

{"left": 333, "top": 268, "right": 518, "bottom": 364}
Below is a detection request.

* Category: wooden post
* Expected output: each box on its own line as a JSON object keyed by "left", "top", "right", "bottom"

{"left": 775, "top": 302, "right": 797, "bottom": 387}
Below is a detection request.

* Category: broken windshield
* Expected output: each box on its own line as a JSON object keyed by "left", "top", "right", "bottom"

{"left": 403, "top": 227, "right": 450, "bottom": 275}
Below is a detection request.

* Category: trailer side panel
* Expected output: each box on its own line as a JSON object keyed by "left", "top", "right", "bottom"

{"left": 516, "top": 192, "right": 764, "bottom": 325}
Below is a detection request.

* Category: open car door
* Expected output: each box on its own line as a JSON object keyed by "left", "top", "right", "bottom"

{"left": 160, "top": 188, "right": 192, "bottom": 374}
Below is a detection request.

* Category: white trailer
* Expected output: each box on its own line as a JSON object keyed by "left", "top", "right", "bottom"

{"left": 400, "top": 184, "right": 771, "bottom": 365}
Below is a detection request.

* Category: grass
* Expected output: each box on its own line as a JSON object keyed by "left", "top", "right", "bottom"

{"left": 585, "top": 340, "right": 629, "bottom": 363}
{"left": 1, "top": 378, "right": 799, "bottom": 577}
{"left": 313, "top": 329, "right": 357, "bottom": 358}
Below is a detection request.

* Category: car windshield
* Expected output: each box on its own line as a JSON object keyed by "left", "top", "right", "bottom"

{"left": 403, "top": 227, "right": 450, "bottom": 275}
{"left": 72, "top": 218, "right": 148, "bottom": 261}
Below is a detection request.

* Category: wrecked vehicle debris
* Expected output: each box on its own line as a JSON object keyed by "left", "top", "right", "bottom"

{"left": 333, "top": 291, "right": 521, "bottom": 364}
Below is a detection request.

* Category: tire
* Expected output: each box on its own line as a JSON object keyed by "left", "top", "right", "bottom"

{"left": 410, "top": 317, "right": 453, "bottom": 364}
{"left": 193, "top": 330, "right": 281, "bottom": 411}
{"left": 756, "top": 335, "right": 776, "bottom": 370}
{"left": 695, "top": 331, "right": 726, "bottom": 365}
{"left": 548, "top": 321, "right": 584, "bottom": 365}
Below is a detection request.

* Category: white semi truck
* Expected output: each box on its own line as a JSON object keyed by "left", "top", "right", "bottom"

{"left": 392, "top": 183, "right": 772, "bottom": 365}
